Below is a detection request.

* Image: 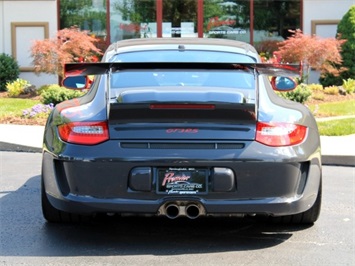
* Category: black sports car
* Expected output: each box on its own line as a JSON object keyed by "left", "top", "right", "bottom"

{"left": 41, "top": 38, "right": 322, "bottom": 224}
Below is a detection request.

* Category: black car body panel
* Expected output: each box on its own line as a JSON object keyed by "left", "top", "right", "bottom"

{"left": 42, "top": 38, "right": 321, "bottom": 223}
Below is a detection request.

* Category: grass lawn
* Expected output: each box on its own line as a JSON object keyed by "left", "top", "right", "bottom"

{"left": 317, "top": 118, "right": 355, "bottom": 136}
{"left": 307, "top": 100, "right": 355, "bottom": 117}
{"left": 307, "top": 99, "right": 355, "bottom": 136}
{"left": 0, "top": 95, "right": 354, "bottom": 136}
{"left": 0, "top": 98, "right": 41, "bottom": 119}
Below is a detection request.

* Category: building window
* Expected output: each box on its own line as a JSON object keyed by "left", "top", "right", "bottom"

{"left": 110, "top": 0, "right": 156, "bottom": 42}
{"left": 204, "top": 0, "right": 250, "bottom": 43}
{"left": 253, "top": 0, "right": 301, "bottom": 56}
{"left": 162, "top": 0, "right": 198, "bottom": 38}
{"left": 254, "top": 0, "right": 300, "bottom": 41}
{"left": 59, "top": 0, "right": 301, "bottom": 46}
{"left": 60, "top": 0, "right": 107, "bottom": 38}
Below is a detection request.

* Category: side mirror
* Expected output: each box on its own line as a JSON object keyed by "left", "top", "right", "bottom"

{"left": 271, "top": 76, "right": 297, "bottom": 91}
{"left": 62, "top": 76, "right": 90, "bottom": 89}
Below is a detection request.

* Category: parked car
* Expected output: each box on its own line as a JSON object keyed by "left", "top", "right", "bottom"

{"left": 41, "top": 38, "right": 321, "bottom": 224}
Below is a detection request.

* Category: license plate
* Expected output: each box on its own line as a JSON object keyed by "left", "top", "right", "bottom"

{"left": 157, "top": 168, "right": 207, "bottom": 194}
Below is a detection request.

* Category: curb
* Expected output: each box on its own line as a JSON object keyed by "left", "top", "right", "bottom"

{"left": 1, "top": 141, "right": 353, "bottom": 167}
{"left": 322, "top": 155, "right": 355, "bottom": 167}
{"left": 0, "top": 142, "right": 42, "bottom": 153}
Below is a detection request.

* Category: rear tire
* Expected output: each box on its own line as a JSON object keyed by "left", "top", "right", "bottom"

{"left": 270, "top": 180, "right": 322, "bottom": 225}
{"left": 41, "top": 179, "right": 90, "bottom": 223}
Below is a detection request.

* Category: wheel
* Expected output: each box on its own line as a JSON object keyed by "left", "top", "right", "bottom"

{"left": 41, "top": 178, "right": 90, "bottom": 223}
{"left": 297, "top": 179, "right": 322, "bottom": 224}
{"left": 270, "top": 179, "right": 322, "bottom": 225}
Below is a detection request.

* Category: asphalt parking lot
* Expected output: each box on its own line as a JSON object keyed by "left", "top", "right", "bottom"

{"left": 0, "top": 151, "right": 354, "bottom": 265}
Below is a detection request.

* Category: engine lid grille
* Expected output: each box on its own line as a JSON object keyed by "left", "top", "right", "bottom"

{"left": 120, "top": 142, "right": 245, "bottom": 149}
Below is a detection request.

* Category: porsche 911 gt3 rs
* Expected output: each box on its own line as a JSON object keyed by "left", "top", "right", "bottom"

{"left": 41, "top": 38, "right": 322, "bottom": 224}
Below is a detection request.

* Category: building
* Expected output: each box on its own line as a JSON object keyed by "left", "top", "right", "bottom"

{"left": 1, "top": 0, "right": 353, "bottom": 87}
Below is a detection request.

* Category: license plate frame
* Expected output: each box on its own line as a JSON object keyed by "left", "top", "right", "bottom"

{"left": 157, "top": 168, "right": 207, "bottom": 195}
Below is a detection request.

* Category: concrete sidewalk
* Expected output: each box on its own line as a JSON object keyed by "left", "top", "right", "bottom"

{"left": 0, "top": 124, "right": 354, "bottom": 166}
{"left": 0, "top": 124, "right": 44, "bottom": 149}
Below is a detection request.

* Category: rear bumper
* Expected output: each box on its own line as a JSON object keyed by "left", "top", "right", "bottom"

{"left": 42, "top": 144, "right": 322, "bottom": 217}
{"left": 45, "top": 189, "right": 319, "bottom": 217}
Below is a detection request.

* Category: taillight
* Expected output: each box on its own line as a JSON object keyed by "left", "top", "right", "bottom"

{"left": 256, "top": 122, "right": 307, "bottom": 147}
{"left": 58, "top": 121, "right": 109, "bottom": 145}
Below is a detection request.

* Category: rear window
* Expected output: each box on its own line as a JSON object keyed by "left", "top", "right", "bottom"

{"left": 109, "top": 50, "right": 256, "bottom": 104}
{"left": 111, "top": 70, "right": 253, "bottom": 89}
{"left": 110, "top": 70, "right": 255, "bottom": 104}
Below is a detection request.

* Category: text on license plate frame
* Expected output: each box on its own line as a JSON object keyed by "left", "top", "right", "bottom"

{"left": 157, "top": 168, "right": 208, "bottom": 195}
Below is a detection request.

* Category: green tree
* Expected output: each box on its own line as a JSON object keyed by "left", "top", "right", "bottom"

{"left": 0, "top": 54, "right": 20, "bottom": 91}
{"left": 320, "top": 5, "right": 355, "bottom": 86}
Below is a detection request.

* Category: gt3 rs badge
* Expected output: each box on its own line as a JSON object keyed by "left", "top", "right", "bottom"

{"left": 166, "top": 128, "right": 198, "bottom": 133}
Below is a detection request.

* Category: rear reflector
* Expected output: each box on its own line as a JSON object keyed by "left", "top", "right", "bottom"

{"left": 256, "top": 122, "right": 307, "bottom": 147}
{"left": 58, "top": 121, "right": 109, "bottom": 145}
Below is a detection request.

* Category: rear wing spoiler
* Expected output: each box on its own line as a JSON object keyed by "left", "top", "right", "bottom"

{"left": 64, "top": 62, "right": 301, "bottom": 77}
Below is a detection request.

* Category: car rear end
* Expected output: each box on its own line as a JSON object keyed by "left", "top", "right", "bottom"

{"left": 42, "top": 41, "right": 321, "bottom": 223}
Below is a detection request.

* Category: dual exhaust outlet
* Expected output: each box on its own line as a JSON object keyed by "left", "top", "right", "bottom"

{"left": 159, "top": 201, "right": 206, "bottom": 219}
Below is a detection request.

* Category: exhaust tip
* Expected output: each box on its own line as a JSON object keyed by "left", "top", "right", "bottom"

{"left": 165, "top": 204, "right": 180, "bottom": 219}
{"left": 186, "top": 204, "right": 200, "bottom": 219}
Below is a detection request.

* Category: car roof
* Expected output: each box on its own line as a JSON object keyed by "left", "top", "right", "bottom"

{"left": 103, "top": 38, "right": 259, "bottom": 62}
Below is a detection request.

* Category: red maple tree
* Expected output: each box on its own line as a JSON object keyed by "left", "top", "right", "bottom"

{"left": 31, "top": 27, "right": 103, "bottom": 78}
{"left": 276, "top": 29, "right": 346, "bottom": 80}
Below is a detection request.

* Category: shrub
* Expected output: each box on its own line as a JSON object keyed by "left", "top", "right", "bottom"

{"left": 308, "top": 83, "right": 323, "bottom": 92}
{"left": 311, "top": 92, "right": 325, "bottom": 101}
{"left": 37, "top": 84, "right": 53, "bottom": 96}
{"left": 6, "top": 79, "right": 31, "bottom": 97}
{"left": 324, "top": 86, "right": 339, "bottom": 95}
{"left": 255, "top": 40, "right": 280, "bottom": 61}
{"left": 0, "top": 53, "right": 20, "bottom": 91}
{"left": 276, "top": 83, "right": 312, "bottom": 104}
{"left": 342, "top": 78, "right": 355, "bottom": 94}
{"left": 320, "top": 6, "right": 355, "bottom": 86}
{"left": 40, "top": 84, "right": 85, "bottom": 105}
{"left": 23, "top": 85, "right": 37, "bottom": 95}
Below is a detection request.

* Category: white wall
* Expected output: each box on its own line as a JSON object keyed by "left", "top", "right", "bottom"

{"left": 1, "top": 0, "right": 354, "bottom": 87}
{"left": 303, "top": 0, "right": 354, "bottom": 37}
{"left": 303, "top": 0, "right": 354, "bottom": 83}
{"left": 1, "top": 0, "right": 58, "bottom": 87}
{"left": 0, "top": 1, "right": 4, "bottom": 53}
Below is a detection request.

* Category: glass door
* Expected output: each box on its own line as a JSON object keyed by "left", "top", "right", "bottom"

{"left": 108, "top": 0, "right": 204, "bottom": 41}
{"left": 110, "top": 0, "right": 157, "bottom": 42}
{"left": 162, "top": 0, "right": 198, "bottom": 37}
